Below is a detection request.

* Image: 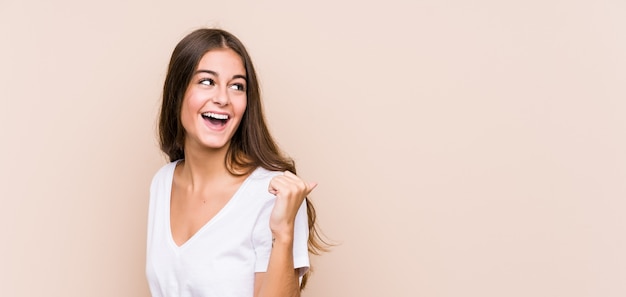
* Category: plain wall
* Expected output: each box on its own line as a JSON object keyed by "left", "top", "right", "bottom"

{"left": 1, "top": 0, "right": 625, "bottom": 296}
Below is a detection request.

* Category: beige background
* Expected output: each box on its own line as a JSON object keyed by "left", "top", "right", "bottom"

{"left": 1, "top": 0, "right": 625, "bottom": 296}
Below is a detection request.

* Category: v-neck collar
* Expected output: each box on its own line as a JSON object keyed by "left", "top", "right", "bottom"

{"left": 164, "top": 161, "right": 260, "bottom": 251}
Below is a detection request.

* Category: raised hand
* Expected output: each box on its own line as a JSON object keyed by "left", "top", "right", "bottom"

{"left": 268, "top": 171, "right": 317, "bottom": 241}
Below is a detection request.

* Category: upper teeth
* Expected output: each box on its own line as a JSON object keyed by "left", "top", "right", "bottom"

{"left": 203, "top": 112, "right": 228, "bottom": 120}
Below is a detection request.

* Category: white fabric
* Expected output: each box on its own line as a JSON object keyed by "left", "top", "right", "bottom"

{"left": 146, "top": 161, "right": 310, "bottom": 297}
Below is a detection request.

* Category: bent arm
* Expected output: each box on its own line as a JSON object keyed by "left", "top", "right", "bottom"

{"left": 255, "top": 171, "right": 315, "bottom": 297}
{"left": 254, "top": 230, "right": 301, "bottom": 297}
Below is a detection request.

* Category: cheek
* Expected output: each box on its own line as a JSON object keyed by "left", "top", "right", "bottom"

{"left": 183, "top": 91, "right": 206, "bottom": 111}
{"left": 180, "top": 96, "right": 199, "bottom": 130}
{"left": 236, "top": 97, "right": 248, "bottom": 115}
{"left": 230, "top": 98, "right": 247, "bottom": 129}
{"left": 180, "top": 106, "right": 191, "bottom": 126}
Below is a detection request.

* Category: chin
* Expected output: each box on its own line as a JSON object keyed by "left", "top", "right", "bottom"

{"left": 201, "top": 139, "right": 231, "bottom": 150}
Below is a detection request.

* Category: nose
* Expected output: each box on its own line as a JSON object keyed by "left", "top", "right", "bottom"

{"left": 212, "top": 86, "right": 229, "bottom": 106}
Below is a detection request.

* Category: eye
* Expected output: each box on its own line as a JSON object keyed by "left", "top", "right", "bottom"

{"left": 230, "top": 83, "right": 246, "bottom": 91}
{"left": 199, "top": 78, "right": 215, "bottom": 86}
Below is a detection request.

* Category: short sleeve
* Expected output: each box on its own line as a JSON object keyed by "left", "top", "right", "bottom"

{"left": 252, "top": 198, "right": 310, "bottom": 276}
{"left": 292, "top": 200, "right": 310, "bottom": 276}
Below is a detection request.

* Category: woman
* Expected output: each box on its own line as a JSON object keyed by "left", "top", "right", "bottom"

{"left": 146, "top": 28, "right": 326, "bottom": 297}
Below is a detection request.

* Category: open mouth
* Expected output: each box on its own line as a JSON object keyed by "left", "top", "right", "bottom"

{"left": 201, "top": 112, "right": 229, "bottom": 127}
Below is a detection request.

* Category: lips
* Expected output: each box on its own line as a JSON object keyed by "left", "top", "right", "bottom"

{"left": 201, "top": 112, "right": 229, "bottom": 128}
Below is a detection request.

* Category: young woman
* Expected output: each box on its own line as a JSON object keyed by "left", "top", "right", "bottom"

{"left": 146, "top": 28, "right": 326, "bottom": 297}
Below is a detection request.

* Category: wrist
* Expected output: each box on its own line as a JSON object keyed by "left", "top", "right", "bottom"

{"left": 271, "top": 228, "right": 295, "bottom": 245}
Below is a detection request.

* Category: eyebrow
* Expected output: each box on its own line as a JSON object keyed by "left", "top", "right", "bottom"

{"left": 195, "top": 69, "right": 247, "bottom": 81}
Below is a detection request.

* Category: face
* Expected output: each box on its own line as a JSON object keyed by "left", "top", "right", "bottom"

{"left": 180, "top": 48, "right": 247, "bottom": 152}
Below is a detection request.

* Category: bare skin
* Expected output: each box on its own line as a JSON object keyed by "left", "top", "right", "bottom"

{"left": 169, "top": 158, "right": 249, "bottom": 247}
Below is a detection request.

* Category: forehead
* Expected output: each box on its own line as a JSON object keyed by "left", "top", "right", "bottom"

{"left": 196, "top": 48, "right": 245, "bottom": 74}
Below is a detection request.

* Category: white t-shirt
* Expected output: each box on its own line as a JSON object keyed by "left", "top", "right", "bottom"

{"left": 146, "top": 161, "right": 310, "bottom": 297}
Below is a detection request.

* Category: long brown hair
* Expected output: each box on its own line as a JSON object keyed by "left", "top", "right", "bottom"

{"left": 158, "top": 28, "right": 329, "bottom": 289}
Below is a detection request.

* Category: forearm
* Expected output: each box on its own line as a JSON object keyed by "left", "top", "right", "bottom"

{"left": 257, "top": 231, "right": 301, "bottom": 297}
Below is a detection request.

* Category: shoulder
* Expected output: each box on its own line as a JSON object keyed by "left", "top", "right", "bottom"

{"left": 239, "top": 167, "right": 283, "bottom": 201}
{"left": 248, "top": 167, "right": 283, "bottom": 182}
{"left": 150, "top": 160, "right": 180, "bottom": 189}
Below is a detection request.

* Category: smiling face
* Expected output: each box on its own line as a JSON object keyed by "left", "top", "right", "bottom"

{"left": 179, "top": 48, "right": 248, "bottom": 153}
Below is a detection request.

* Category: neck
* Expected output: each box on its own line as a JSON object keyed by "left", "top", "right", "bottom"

{"left": 180, "top": 141, "right": 232, "bottom": 190}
